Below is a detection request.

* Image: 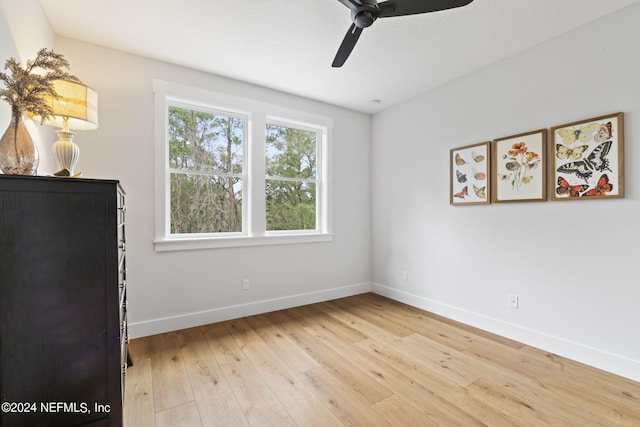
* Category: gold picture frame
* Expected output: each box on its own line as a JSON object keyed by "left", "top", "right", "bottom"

{"left": 450, "top": 141, "right": 490, "bottom": 205}
{"left": 550, "top": 112, "right": 624, "bottom": 201}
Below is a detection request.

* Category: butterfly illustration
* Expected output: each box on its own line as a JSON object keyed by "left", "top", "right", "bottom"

{"left": 456, "top": 170, "right": 467, "bottom": 183}
{"left": 556, "top": 122, "right": 600, "bottom": 145}
{"left": 593, "top": 122, "right": 613, "bottom": 143}
{"left": 455, "top": 153, "right": 467, "bottom": 166}
{"left": 556, "top": 144, "right": 587, "bottom": 160}
{"left": 556, "top": 141, "right": 612, "bottom": 181}
{"left": 454, "top": 186, "right": 468, "bottom": 199}
{"left": 582, "top": 174, "right": 613, "bottom": 197}
{"left": 556, "top": 177, "right": 588, "bottom": 197}
{"left": 473, "top": 169, "right": 486, "bottom": 180}
{"left": 473, "top": 185, "right": 486, "bottom": 199}
{"left": 472, "top": 151, "right": 485, "bottom": 162}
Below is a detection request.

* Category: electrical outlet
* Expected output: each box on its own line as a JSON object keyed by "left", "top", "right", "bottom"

{"left": 508, "top": 294, "right": 519, "bottom": 309}
{"left": 401, "top": 270, "right": 409, "bottom": 281}
{"left": 242, "top": 279, "right": 249, "bottom": 290}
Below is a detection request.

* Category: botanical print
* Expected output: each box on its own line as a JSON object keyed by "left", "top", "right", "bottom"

{"left": 450, "top": 142, "right": 490, "bottom": 205}
{"left": 493, "top": 130, "right": 546, "bottom": 202}
{"left": 499, "top": 142, "right": 540, "bottom": 191}
{"left": 551, "top": 113, "right": 623, "bottom": 200}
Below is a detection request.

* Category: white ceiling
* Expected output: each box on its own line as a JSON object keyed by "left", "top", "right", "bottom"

{"left": 40, "top": 0, "right": 639, "bottom": 114}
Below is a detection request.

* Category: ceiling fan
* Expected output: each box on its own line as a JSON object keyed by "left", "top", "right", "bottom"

{"left": 332, "top": 0, "right": 475, "bottom": 67}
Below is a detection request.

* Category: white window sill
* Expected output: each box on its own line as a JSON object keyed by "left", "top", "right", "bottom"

{"left": 154, "top": 233, "right": 334, "bottom": 251}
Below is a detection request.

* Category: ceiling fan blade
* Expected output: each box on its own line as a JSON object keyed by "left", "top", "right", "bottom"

{"left": 336, "top": 0, "right": 363, "bottom": 11}
{"left": 332, "top": 23, "right": 364, "bottom": 67}
{"left": 377, "top": 0, "right": 474, "bottom": 18}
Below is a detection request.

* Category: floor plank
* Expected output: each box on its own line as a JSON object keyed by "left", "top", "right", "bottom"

{"left": 244, "top": 313, "right": 320, "bottom": 374}
{"left": 354, "top": 337, "right": 490, "bottom": 425}
{"left": 123, "top": 357, "right": 155, "bottom": 427}
{"left": 301, "top": 366, "right": 393, "bottom": 427}
{"left": 176, "top": 327, "right": 250, "bottom": 427}
{"left": 124, "top": 293, "right": 640, "bottom": 426}
{"left": 148, "top": 332, "right": 194, "bottom": 413}
{"left": 155, "top": 401, "right": 202, "bottom": 427}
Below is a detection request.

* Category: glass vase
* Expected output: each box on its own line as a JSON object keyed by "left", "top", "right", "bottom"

{"left": 0, "top": 107, "right": 39, "bottom": 175}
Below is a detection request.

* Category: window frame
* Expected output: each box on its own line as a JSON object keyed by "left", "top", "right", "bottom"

{"left": 265, "top": 117, "right": 325, "bottom": 235}
{"left": 167, "top": 100, "right": 248, "bottom": 237}
{"left": 153, "top": 80, "right": 333, "bottom": 251}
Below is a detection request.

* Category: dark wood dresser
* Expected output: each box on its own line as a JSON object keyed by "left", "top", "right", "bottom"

{"left": 0, "top": 175, "right": 128, "bottom": 427}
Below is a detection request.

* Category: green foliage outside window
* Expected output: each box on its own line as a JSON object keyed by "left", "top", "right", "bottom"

{"left": 169, "top": 106, "right": 243, "bottom": 234}
{"left": 266, "top": 124, "right": 317, "bottom": 231}
{"left": 167, "top": 106, "right": 319, "bottom": 234}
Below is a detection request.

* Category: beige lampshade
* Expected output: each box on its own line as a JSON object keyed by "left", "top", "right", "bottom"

{"left": 32, "top": 79, "right": 99, "bottom": 175}
{"left": 40, "top": 79, "right": 99, "bottom": 130}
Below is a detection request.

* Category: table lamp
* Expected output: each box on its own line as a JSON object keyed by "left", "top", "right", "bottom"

{"left": 40, "top": 79, "right": 99, "bottom": 176}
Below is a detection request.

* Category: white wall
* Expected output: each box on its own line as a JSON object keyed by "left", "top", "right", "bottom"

{"left": 0, "top": 0, "right": 56, "bottom": 171}
{"left": 51, "top": 38, "right": 372, "bottom": 338}
{"left": 371, "top": 3, "right": 640, "bottom": 381}
{"left": 0, "top": 2, "right": 15, "bottom": 130}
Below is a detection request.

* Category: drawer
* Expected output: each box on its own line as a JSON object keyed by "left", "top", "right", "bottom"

{"left": 120, "top": 314, "right": 127, "bottom": 337}
{"left": 119, "top": 280, "right": 126, "bottom": 308}
{"left": 120, "top": 330, "right": 129, "bottom": 365}
{"left": 120, "top": 355, "right": 128, "bottom": 403}
{"left": 118, "top": 228, "right": 126, "bottom": 253}
{"left": 117, "top": 191, "right": 126, "bottom": 226}
{"left": 120, "top": 317, "right": 128, "bottom": 365}
{"left": 119, "top": 294, "right": 127, "bottom": 324}
{"left": 120, "top": 320, "right": 129, "bottom": 402}
{"left": 118, "top": 254, "right": 127, "bottom": 284}
{"left": 119, "top": 281, "right": 127, "bottom": 304}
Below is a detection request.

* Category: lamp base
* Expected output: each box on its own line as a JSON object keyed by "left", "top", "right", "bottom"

{"left": 52, "top": 129, "right": 79, "bottom": 175}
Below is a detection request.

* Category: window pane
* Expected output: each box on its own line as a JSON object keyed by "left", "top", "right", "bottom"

{"left": 170, "top": 173, "right": 242, "bottom": 233}
{"left": 266, "top": 124, "right": 316, "bottom": 179}
{"left": 266, "top": 180, "right": 316, "bottom": 231}
{"left": 169, "top": 106, "right": 243, "bottom": 174}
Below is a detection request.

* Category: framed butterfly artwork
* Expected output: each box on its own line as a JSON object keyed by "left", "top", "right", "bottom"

{"left": 491, "top": 129, "right": 547, "bottom": 203}
{"left": 550, "top": 112, "right": 624, "bottom": 201}
{"left": 450, "top": 141, "right": 491, "bottom": 205}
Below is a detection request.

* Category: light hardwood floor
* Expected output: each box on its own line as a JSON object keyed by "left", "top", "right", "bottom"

{"left": 124, "top": 293, "right": 640, "bottom": 426}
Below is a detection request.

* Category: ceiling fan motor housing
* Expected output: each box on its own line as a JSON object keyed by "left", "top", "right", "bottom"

{"left": 353, "top": 9, "right": 377, "bottom": 28}
{"left": 351, "top": 0, "right": 379, "bottom": 28}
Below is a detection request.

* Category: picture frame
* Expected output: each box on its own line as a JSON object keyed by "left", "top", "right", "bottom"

{"left": 549, "top": 112, "right": 624, "bottom": 201}
{"left": 450, "top": 141, "right": 490, "bottom": 205}
{"left": 491, "top": 129, "right": 547, "bottom": 203}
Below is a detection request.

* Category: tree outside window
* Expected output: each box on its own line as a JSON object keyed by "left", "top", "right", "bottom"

{"left": 266, "top": 124, "right": 318, "bottom": 231}
{"left": 168, "top": 106, "right": 244, "bottom": 234}
{"left": 154, "top": 80, "right": 332, "bottom": 250}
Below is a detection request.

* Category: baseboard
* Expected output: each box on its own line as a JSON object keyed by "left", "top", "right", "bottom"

{"left": 128, "top": 282, "right": 373, "bottom": 338}
{"left": 371, "top": 282, "right": 640, "bottom": 383}
{"left": 128, "top": 280, "right": 638, "bottom": 382}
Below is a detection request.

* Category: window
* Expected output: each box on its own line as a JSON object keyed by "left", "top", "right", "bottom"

{"left": 265, "top": 122, "right": 318, "bottom": 232}
{"left": 154, "top": 80, "right": 332, "bottom": 251}
{"left": 168, "top": 105, "right": 245, "bottom": 235}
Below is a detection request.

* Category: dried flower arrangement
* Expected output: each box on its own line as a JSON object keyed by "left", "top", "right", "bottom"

{"left": 0, "top": 48, "right": 80, "bottom": 120}
{"left": 0, "top": 48, "right": 82, "bottom": 175}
